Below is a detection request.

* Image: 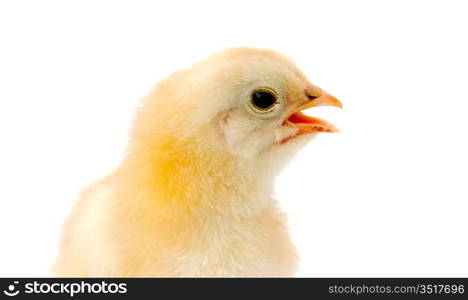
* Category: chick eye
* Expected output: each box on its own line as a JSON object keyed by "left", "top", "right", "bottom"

{"left": 249, "top": 88, "right": 278, "bottom": 113}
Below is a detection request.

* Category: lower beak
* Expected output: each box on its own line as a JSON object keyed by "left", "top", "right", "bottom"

{"left": 284, "top": 91, "right": 342, "bottom": 134}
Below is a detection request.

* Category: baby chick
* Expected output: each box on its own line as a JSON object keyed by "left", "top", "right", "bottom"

{"left": 53, "top": 48, "right": 342, "bottom": 277}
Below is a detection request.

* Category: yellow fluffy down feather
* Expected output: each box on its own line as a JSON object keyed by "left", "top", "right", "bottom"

{"left": 53, "top": 48, "right": 341, "bottom": 277}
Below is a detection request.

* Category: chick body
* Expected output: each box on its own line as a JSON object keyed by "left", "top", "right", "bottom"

{"left": 54, "top": 48, "right": 339, "bottom": 277}
{"left": 54, "top": 136, "right": 297, "bottom": 277}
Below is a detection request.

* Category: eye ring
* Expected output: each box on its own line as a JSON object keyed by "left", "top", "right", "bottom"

{"left": 248, "top": 87, "right": 280, "bottom": 114}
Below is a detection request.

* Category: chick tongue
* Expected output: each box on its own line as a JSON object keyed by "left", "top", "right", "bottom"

{"left": 287, "top": 111, "right": 339, "bottom": 133}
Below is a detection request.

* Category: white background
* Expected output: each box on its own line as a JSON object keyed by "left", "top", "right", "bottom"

{"left": 1, "top": 0, "right": 467, "bottom": 277}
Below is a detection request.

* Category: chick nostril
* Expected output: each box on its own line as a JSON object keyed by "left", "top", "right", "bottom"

{"left": 306, "top": 89, "right": 322, "bottom": 100}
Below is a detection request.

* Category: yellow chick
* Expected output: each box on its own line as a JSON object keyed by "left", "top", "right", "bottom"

{"left": 53, "top": 48, "right": 342, "bottom": 277}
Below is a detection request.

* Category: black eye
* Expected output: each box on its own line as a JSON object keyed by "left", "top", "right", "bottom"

{"left": 250, "top": 89, "right": 277, "bottom": 112}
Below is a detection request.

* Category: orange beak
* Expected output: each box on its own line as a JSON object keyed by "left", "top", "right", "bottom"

{"left": 284, "top": 90, "right": 342, "bottom": 134}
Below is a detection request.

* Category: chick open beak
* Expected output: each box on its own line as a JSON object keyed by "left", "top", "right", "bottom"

{"left": 284, "top": 91, "right": 342, "bottom": 134}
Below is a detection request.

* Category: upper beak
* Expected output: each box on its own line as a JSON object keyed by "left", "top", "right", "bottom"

{"left": 284, "top": 90, "right": 343, "bottom": 134}
{"left": 305, "top": 91, "right": 343, "bottom": 109}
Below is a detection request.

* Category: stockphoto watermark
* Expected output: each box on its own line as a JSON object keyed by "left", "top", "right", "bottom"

{"left": 328, "top": 283, "right": 465, "bottom": 296}
{"left": 2, "top": 280, "right": 127, "bottom": 297}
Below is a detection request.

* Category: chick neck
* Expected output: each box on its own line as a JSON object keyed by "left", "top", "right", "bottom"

{"left": 120, "top": 131, "right": 275, "bottom": 218}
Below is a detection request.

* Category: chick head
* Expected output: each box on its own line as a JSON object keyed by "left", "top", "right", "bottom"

{"left": 133, "top": 48, "right": 341, "bottom": 176}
